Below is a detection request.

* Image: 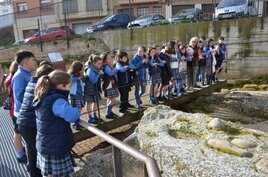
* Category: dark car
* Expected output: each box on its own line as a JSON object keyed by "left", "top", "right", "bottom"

{"left": 25, "top": 26, "right": 75, "bottom": 43}
{"left": 86, "top": 14, "right": 130, "bottom": 33}
{"left": 169, "top": 8, "right": 203, "bottom": 23}
{"left": 128, "top": 14, "right": 166, "bottom": 28}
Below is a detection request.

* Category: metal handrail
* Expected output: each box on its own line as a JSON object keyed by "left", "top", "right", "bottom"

{"left": 78, "top": 120, "right": 161, "bottom": 177}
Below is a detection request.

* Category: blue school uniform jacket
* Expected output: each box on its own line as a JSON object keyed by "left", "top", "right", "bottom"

{"left": 131, "top": 54, "right": 148, "bottom": 81}
{"left": 116, "top": 62, "right": 135, "bottom": 85}
{"left": 12, "top": 66, "right": 32, "bottom": 117}
{"left": 148, "top": 56, "right": 164, "bottom": 76}
{"left": 70, "top": 75, "right": 84, "bottom": 97}
{"left": 84, "top": 64, "right": 102, "bottom": 96}
{"left": 33, "top": 88, "right": 80, "bottom": 156}
{"left": 17, "top": 76, "right": 38, "bottom": 129}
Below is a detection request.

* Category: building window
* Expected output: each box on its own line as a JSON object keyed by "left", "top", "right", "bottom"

{"left": 41, "top": 0, "right": 52, "bottom": 9}
{"left": 17, "top": 3, "right": 28, "bottom": 12}
{"left": 153, "top": 6, "right": 162, "bottom": 15}
{"left": 63, "top": 0, "right": 78, "bottom": 13}
{"left": 86, "top": 0, "right": 102, "bottom": 11}
{"left": 137, "top": 7, "right": 149, "bottom": 17}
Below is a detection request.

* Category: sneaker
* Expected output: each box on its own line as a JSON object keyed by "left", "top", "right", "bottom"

{"left": 177, "top": 93, "right": 182, "bottom": 97}
{"left": 105, "top": 114, "right": 116, "bottom": 119}
{"left": 88, "top": 116, "right": 99, "bottom": 124}
{"left": 162, "top": 96, "right": 168, "bottom": 101}
{"left": 149, "top": 99, "right": 157, "bottom": 105}
{"left": 17, "top": 154, "right": 27, "bottom": 164}
{"left": 118, "top": 112, "right": 125, "bottom": 117}
{"left": 126, "top": 103, "right": 135, "bottom": 108}
{"left": 72, "top": 123, "right": 82, "bottom": 131}
{"left": 155, "top": 98, "right": 159, "bottom": 105}
{"left": 139, "top": 99, "right": 143, "bottom": 105}
{"left": 111, "top": 112, "right": 118, "bottom": 117}
{"left": 158, "top": 96, "right": 163, "bottom": 101}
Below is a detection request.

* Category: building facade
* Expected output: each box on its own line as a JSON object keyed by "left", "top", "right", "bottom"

{"left": 58, "top": 0, "right": 111, "bottom": 34}
{"left": 0, "top": 0, "right": 14, "bottom": 28}
{"left": 13, "top": 0, "right": 61, "bottom": 40}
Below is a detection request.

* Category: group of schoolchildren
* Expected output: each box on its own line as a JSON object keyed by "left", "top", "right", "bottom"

{"left": 4, "top": 36, "right": 227, "bottom": 177}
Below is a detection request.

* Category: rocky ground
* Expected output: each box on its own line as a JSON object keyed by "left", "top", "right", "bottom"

{"left": 183, "top": 90, "right": 268, "bottom": 125}
{"left": 70, "top": 81, "right": 268, "bottom": 177}
{"left": 71, "top": 105, "right": 268, "bottom": 177}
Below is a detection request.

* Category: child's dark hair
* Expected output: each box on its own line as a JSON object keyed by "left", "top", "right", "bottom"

{"left": 9, "top": 61, "right": 19, "bottom": 74}
{"left": 88, "top": 54, "right": 102, "bottom": 64}
{"left": 35, "top": 64, "right": 54, "bottom": 78}
{"left": 200, "top": 36, "right": 206, "bottom": 41}
{"left": 208, "top": 38, "right": 214, "bottom": 47}
{"left": 168, "top": 40, "right": 176, "bottom": 49}
{"left": 100, "top": 52, "right": 110, "bottom": 64}
{"left": 15, "top": 50, "right": 35, "bottom": 65}
{"left": 218, "top": 36, "right": 225, "bottom": 40}
{"left": 35, "top": 70, "right": 71, "bottom": 101}
{"left": 116, "top": 50, "right": 128, "bottom": 60}
{"left": 39, "top": 60, "right": 53, "bottom": 68}
{"left": 68, "top": 61, "right": 83, "bottom": 77}
{"left": 179, "top": 45, "right": 187, "bottom": 56}
{"left": 165, "top": 47, "right": 174, "bottom": 54}
{"left": 147, "top": 47, "right": 156, "bottom": 56}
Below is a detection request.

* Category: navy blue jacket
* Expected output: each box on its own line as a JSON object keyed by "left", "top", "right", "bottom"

{"left": 33, "top": 89, "right": 78, "bottom": 156}
{"left": 17, "top": 77, "right": 38, "bottom": 129}
{"left": 83, "top": 65, "right": 102, "bottom": 96}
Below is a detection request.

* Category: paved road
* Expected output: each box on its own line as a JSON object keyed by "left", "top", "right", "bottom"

{"left": 0, "top": 108, "right": 28, "bottom": 177}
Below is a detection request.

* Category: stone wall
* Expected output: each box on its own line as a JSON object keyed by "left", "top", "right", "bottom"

{"left": 1, "top": 16, "right": 268, "bottom": 80}
{"left": 90, "top": 16, "right": 268, "bottom": 79}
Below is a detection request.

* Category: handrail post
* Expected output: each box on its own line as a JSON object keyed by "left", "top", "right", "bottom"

{"left": 112, "top": 145, "right": 123, "bottom": 177}
{"left": 144, "top": 164, "right": 149, "bottom": 177}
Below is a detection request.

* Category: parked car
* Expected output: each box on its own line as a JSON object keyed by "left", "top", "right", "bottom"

{"left": 86, "top": 14, "right": 130, "bottom": 33}
{"left": 215, "top": 0, "right": 257, "bottom": 20}
{"left": 169, "top": 8, "right": 203, "bottom": 24}
{"left": 127, "top": 14, "right": 166, "bottom": 28}
{"left": 12, "top": 39, "right": 26, "bottom": 46}
{"left": 25, "top": 26, "right": 75, "bottom": 43}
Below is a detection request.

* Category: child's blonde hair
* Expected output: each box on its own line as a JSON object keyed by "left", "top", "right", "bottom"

{"left": 34, "top": 70, "right": 71, "bottom": 101}
{"left": 189, "top": 37, "right": 199, "bottom": 46}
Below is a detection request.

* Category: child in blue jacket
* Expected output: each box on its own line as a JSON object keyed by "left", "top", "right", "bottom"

{"left": 116, "top": 51, "right": 135, "bottom": 117}
{"left": 131, "top": 46, "right": 148, "bottom": 108}
{"left": 148, "top": 47, "right": 164, "bottom": 105}
{"left": 84, "top": 55, "right": 103, "bottom": 124}
{"left": 101, "top": 52, "right": 119, "bottom": 119}
{"left": 33, "top": 70, "right": 80, "bottom": 177}
{"left": 68, "top": 61, "right": 84, "bottom": 130}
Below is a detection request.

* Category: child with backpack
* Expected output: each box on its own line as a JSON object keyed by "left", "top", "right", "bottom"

{"left": 101, "top": 52, "right": 119, "bottom": 119}
{"left": 33, "top": 70, "right": 80, "bottom": 177}
{"left": 84, "top": 55, "right": 103, "bottom": 124}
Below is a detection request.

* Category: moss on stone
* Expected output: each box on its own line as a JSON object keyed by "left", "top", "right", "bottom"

{"left": 242, "top": 84, "right": 259, "bottom": 91}
{"left": 175, "top": 162, "right": 186, "bottom": 170}
{"left": 224, "top": 123, "right": 249, "bottom": 136}
{"left": 206, "top": 142, "right": 246, "bottom": 157}
{"left": 144, "top": 131, "right": 158, "bottom": 138}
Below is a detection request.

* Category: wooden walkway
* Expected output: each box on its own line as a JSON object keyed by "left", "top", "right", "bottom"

{"left": 0, "top": 108, "right": 28, "bottom": 177}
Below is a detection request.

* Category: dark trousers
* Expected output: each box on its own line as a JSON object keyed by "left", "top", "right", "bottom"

{"left": 18, "top": 126, "right": 42, "bottom": 177}
{"left": 118, "top": 85, "right": 129, "bottom": 113}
